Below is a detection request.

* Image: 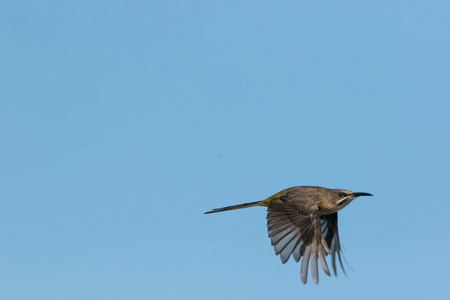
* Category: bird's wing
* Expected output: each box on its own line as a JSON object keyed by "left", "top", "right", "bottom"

{"left": 267, "top": 197, "right": 331, "bottom": 284}
{"left": 320, "top": 212, "right": 346, "bottom": 276}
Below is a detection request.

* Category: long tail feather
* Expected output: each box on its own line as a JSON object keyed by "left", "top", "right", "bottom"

{"left": 204, "top": 201, "right": 262, "bottom": 214}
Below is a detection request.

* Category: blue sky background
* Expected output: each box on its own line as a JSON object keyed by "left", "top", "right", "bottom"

{"left": 1, "top": 1, "right": 449, "bottom": 299}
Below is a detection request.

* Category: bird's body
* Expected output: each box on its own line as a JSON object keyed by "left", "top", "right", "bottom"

{"left": 205, "top": 186, "right": 372, "bottom": 284}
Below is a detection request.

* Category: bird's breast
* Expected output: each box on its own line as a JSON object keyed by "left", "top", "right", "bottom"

{"left": 317, "top": 201, "right": 340, "bottom": 215}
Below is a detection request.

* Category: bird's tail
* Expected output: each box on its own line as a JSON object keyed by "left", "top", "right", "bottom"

{"left": 204, "top": 200, "right": 262, "bottom": 214}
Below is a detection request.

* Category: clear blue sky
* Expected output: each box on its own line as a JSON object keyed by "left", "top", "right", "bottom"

{"left": 1, "top": 1, "right": 449, "bottom": 299}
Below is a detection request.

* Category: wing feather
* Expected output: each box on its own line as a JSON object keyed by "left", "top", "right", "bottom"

{"left": 267, "top": 198, "right": 331, "bottom": 284}
{"left": 320, "top": 212, "right": 346, "bottom": 276}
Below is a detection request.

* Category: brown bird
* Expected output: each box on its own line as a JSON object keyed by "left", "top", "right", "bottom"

{"left": 205, "top": 186, "right": 372, "bottom": 284}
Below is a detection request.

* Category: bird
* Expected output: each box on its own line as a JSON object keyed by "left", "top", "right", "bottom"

{"left": 204, "top": 186, "right": 373, "bottom": 284}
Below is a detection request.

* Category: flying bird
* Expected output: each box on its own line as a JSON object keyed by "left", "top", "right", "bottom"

{"left": 205, "top": 186, "right": 372, "bottom": 284}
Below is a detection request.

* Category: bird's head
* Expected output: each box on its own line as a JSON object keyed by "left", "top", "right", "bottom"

{"left": 332, "top": 189, "right": 373, "bottom": 210}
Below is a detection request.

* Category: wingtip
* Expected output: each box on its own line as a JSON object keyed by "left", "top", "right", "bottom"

{"left": 300, "top": 275, "right": 307, "bottom": 284}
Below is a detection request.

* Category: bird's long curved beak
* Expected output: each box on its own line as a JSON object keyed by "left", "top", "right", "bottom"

{"left": 352, "top": 192, "right": 373, "bottom": 197}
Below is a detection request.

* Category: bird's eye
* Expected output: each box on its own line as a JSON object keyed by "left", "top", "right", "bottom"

{"left": 339, "top": 192, "right": 346, "bottom": 197}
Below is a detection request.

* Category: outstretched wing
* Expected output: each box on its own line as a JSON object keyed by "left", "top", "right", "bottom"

{"left": 267, "top": 197, "right": 331, "bottom": 284}
{"left": 320, "top": 212, "right": 346, "bottom": 276}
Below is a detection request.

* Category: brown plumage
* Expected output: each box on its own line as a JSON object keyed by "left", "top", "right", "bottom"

{"left": 205, "top": 186, "right": 372, "bottom": 284}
